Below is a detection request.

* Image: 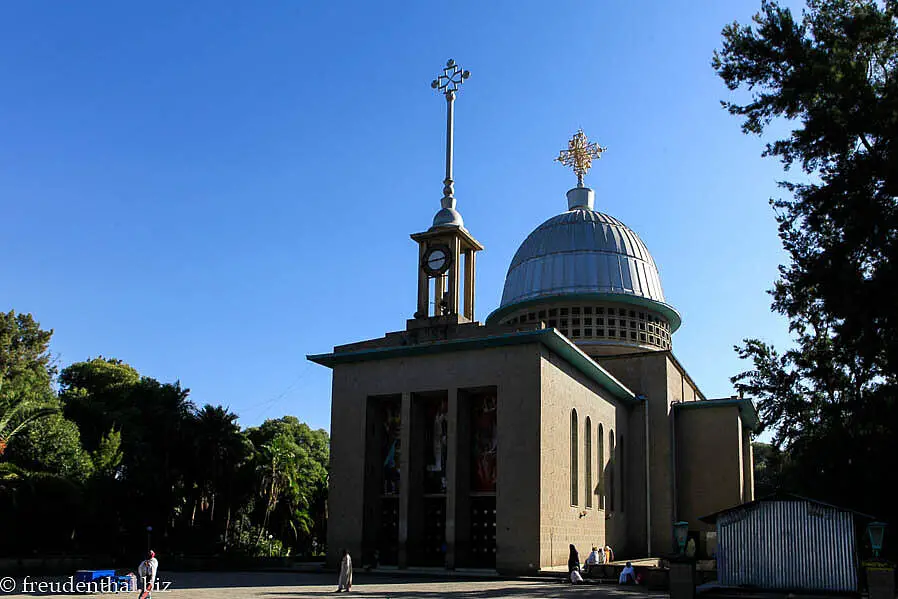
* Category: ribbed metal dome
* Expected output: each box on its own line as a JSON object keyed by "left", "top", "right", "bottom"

{"left": 498, "top": 206, "right": 668, "bottom": 306}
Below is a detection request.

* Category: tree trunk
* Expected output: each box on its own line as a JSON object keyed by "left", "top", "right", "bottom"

{"left": 224, "top": 505, "right": 232, "bottom": 548}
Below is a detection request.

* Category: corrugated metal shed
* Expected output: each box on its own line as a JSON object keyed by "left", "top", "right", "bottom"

{"left": 701, "top": 494, "right": 874, "bottom": 592}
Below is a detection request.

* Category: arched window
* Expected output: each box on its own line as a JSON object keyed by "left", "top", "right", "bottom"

{"left": 571, "top": 409, "right": 579, "bottom": 506}
{"left": 619, "top": 435, "right": 624, "bottom": 512}
{"left": 598, "top": 424, "right": 605, "bottom": 510}
{"left": 585, "top": 417, "right": 592, "bottom": 508}
{"left": 609, "top": 429, "right": 615, "bottom": 512}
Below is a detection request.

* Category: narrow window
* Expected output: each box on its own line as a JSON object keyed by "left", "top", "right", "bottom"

{"left": 619, "top": 435, "right": 625, "bottom": 512}
{"left": 585, "top": 417, "right": 593, "bottom": 508}
{"left": 598, "top": 424, "right": 605, "bottom": 509}
{"left": 609, "top": 430, "right": 615, "bottom": 511}
{"left": 571, "top": 409, "right": 579, "bottom": 505}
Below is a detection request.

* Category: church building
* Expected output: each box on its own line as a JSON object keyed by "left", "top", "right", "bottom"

{"left": 308, "top": 60, "right": 758, "bottom": 573}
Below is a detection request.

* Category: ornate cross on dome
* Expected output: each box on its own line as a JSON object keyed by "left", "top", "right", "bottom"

{"left": 556, "top": 130, "right": 607, "bottom": 188}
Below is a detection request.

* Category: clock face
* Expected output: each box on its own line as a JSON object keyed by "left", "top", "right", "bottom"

{"left": 423, "top": 245, "right": 452, "bottom": 276}
{"left": 427, "top": 249, "right": 447, "bottom": 270}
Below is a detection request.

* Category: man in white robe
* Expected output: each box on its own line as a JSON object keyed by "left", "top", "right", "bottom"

{"left": 138, "top": 551, "right": 158, "bottom": 598}
{"left": 337, "top": 549, "right": 352, "bottom": 592}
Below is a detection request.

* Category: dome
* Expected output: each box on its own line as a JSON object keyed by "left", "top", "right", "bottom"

{"left": 486, "top": 189, "right": 680, "bottom": 334}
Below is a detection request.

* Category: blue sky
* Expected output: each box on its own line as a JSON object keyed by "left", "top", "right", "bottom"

{"left": 1, "top": 1, "right": 798, "bottom": 436}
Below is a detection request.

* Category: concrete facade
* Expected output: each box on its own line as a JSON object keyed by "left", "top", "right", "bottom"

{"left": 312, "top": 319, "right": 759, "bottom": 573}
{"left": 676, "top": 401, "right": 756, "bottom": 535}
{"left": 538, "top": 347, "right": 625, "bottom": 568}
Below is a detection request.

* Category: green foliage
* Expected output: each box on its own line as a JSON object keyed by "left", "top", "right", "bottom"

{"left": 0, "top": 375, "right": 57, "bottom": 455}
{"left": 5, "top": 409, "right": 94, "bottom": 481}
{"left": 716, "top": 0, "right": 898, "bottom": 531}
{"left": 751, "top": 441, "right": 788, "bottom": 497}
{"left": 0, "top": 310, "right": 55, "bottom": 385}
{"left": 91, "top": 428, "right": 124, "bottom": 478}
{"left": 0, "top": 308, "right": 329, "bottom": 559}
{"left": 246, "top": 417, "right": 329, "bottom": 550}
{"left": 0, "top": 312, "right": 58, "bottom": 455}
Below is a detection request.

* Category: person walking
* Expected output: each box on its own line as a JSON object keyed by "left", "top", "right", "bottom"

{"left": 138, "top": 551, "right": 158, "bottom": 599}
{"left": 336, "top": 549, "right": 352, "bottom": 592}
{"left": 568, "top": 544, "right": 581, "bottom": 570}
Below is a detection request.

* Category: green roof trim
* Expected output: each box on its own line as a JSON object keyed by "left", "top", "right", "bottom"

{"left": 673, "top": 398, "right": 761, "bottom": 432}
{"left": 485, "top": 292, "right": 682, "bottom": 332}
{"left": 307, "top": 328, "right": 638, "bottom": 403}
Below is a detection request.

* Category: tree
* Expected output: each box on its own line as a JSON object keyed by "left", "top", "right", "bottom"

{"left": 715, "top": 0, "right": 898, "bottom": 528}
{"left": 58, "top": 358, "right": 198, "bottom": 554}
{"left": 59, "top": 357, "right": 141, "bottom": 452}
{"left": 246, "top": 417, "right": 329, "bottom": 552}
{"left": 183, "top": 405, "right": 252, "bottom": 552}
{"left": 0, "top": 375, "right": 57, "bottom": 457}
{"left": 0, "top": 311, "right": 57, "bottom": 457}
{"left": 91, "top": 428, "right": 124, "bottom": 478}
{"left": 4, "top": 408, "right": 94, "bottom": 480}
{"left": 0, "top": 311, "right": 55, "bottom": 385}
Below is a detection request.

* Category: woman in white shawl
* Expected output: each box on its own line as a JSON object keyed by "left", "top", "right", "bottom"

{"left": 336, "top": 549, "right": 352, "bottom": 592}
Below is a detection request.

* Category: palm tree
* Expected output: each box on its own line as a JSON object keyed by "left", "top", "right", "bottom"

{"left": 187, "top": 405, "right": 251, "bottom": 550}
{"left": 256, "top": 433, "right": 298, "bottom": 544}
{"left": 0, "top": 375, "right": 57, "bottom": 458}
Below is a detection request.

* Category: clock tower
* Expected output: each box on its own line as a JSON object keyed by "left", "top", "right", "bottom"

{"left": 412, "top": 59, "right": 482, "bottom": 322}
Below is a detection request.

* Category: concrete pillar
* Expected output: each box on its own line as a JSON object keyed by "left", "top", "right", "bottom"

{"left": 417, "top": 243, "right": 428, "bottom": 317}
{"left": 867, "top": 565, "right": 896, "bottom": 599}
{"left": 448, "top": 236, "right": 460, "bottom": 316}
{"left": 433, "top": 276, "right": 444, "bottom": 317}
{"left": 463, "top": 249, "right": 475, "bottom": 320}
{"left": 669, "top": 559, "right": 696, "bottom": 599}
{"left": 398, "top": 391, "right": 412, "bottom": 567}
{"left": 445, "top": 387, "right": 459, "bottom": 569}
{"left": 741, "top": 428, "right": 754, "bottom": 502}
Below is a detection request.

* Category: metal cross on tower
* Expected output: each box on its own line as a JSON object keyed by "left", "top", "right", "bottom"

{"left": 431, "top": 59, "right": 471, "bottom": 208}
{"left": 556, "top": 129, "right": 607, "bottom": 188}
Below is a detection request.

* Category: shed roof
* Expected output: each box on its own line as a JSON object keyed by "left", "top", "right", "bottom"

{"left": 699, "top": 492, "right": 879, "bottom": 524}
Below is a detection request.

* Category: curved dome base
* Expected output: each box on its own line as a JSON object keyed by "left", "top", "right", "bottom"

{"left": 486, "top": 294, "right": 676, "bottom": 354}
{"left": 486, "top": 291, "right": 681, "bottom": 333}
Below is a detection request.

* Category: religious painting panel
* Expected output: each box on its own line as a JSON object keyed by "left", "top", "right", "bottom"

{"left": 422, "top": 397, "right": 448, "bottom": 495}
{"left": 381, "top": 398, "right": 401, "bottom": 496}
{"left": 470, "top": 393, "right": 497, "bottom": 493}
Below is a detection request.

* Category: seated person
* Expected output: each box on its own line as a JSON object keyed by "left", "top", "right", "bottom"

{"left": 584, "top": 546, "right": 600, "bottom": 575}
{"left": 619, "top": 561, "right": 636, "bottom": 584}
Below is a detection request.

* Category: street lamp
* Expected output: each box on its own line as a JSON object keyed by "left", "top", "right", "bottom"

{"left": 673, "top": 521, "right": 689, "bottom": 555}
{"left": 867, "top": 522, "right": 887, "bottom": 558}
{"left": 146, "top": 526, "right": 153, "bottom": 553}
{"left": 268, "top": 534, "right": 274, "bottom": 557}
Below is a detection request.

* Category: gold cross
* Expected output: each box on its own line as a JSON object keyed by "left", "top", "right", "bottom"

{"left": 555, "top": 130, "right": 606, "bottom": 187}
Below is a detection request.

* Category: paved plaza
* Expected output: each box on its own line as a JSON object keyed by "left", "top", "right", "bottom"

{"left": 2, "top": 571, "right": 669, "bottom": 599}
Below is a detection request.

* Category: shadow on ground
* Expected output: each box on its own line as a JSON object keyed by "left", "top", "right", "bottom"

{"left": 3, "top": 571, "right": 667, "bottom": 598}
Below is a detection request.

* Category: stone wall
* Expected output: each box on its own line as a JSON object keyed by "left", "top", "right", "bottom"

{"left": 326, "top": 342, "right": 542, "bottom": 573}
{"left": 537, "top": 347, "right": 625, "bottom": 567}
